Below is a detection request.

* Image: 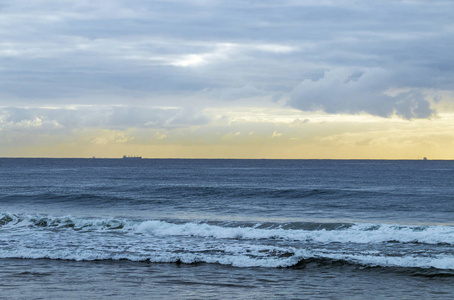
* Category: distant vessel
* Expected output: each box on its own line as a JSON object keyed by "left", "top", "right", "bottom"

{"left": 423, "top": 157, "right": 428, "bottom": 161}
{"left": 122, "top": 155, "right": 142, "bottom": 160}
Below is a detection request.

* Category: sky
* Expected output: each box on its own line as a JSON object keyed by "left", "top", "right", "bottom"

{"left": 1, "top": 0, "right": 454, "bottom": 159}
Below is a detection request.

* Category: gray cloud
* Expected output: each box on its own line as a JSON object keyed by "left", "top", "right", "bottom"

{"left": 0, "top": 106, "right": 209, "bottom": 132}
{"left": 289, "top": 68, "right": 433, "bottom": 119}
{"left": 0, "top": 0, "right": 453, "bottom": 118}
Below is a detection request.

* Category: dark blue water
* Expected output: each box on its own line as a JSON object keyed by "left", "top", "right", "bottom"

{"left": 1, "top": 159, "right": 453, "bottom": 298}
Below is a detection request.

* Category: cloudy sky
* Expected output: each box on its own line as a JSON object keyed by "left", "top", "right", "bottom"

{"left": 1, "top": 0, "right": 454, "bottom": 158}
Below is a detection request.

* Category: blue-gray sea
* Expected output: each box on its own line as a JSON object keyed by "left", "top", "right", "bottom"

{"left": 1, "top": 158, "right": 453, "bottom": 299}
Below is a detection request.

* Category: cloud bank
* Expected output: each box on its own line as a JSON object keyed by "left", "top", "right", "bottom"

{"left": 0, "top": 0, "right": 452, "bottom": 120}
{"left": 289, "top": 68, "right": 433, "bottom": 119}
{"left": 0, "top": 106, "right": 209, "bottom": 132}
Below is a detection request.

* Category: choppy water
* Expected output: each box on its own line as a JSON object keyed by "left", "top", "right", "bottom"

{"left": 1, "top": 158, "right": 453, "bottom": 299}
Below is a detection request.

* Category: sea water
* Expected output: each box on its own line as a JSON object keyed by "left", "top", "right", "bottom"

{"left": 0, "top": 158, "right": 453, "bottom": 299}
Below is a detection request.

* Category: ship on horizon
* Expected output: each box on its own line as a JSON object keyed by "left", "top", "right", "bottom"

{"left": 122, "top": 155, "right": 142, "bottom": 159}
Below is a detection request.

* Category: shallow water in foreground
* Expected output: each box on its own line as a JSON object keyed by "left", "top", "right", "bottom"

{"left": 1, "top": 259, "right": 453, "bottom": 299}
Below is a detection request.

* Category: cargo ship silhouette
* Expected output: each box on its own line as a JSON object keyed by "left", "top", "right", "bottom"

{"left": 122, "top": 155, "right": 142, "bottom": 159}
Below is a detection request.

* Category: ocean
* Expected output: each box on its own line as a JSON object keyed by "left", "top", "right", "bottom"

{"left": 0, "top": 158, "right": 453, "bottom": 299}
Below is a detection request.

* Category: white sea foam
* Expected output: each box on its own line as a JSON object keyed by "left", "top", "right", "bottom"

{"left": 1, "top": 246, "right": 453, "bottom": 270}
{"left": 133, "top": 220, "right": 454, "bottom": 245}
{"left": 2, "top": 213, "right": 454, "bottom": 245}
{"left": 2, "top": 213, "right": 454, "bottom": 270}
{"left": 0, "top": 245, "right": 301, "bottom": 268}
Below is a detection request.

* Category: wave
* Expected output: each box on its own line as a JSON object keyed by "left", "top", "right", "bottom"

{"left": 0, "top": 213, "right": 126, "bottom": 230}
{"left": 1, "top": 213, "right": 453, "bottom": 272}
{"left": 0, "top": 193, "right": 132, "bottom": 205}
{"left": 1, "top": 213, "right": 453, "bottom": 245}
{"left": 149, "top": 186, "right": 383, "bottom": 200}
{"left": 291, "top": 257, "right": 454, "bottom": 277}
{"left": 1, "top": 247, "right": 453, "bottom": 274}
{"left": 134, "top": 220, "right": 454, "bottom": 245}
{"left": 0, "top": 186, "right": 384, "bottom": 204}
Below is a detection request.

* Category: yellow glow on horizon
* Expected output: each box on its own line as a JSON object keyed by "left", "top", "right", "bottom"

{"left": 2, "top": 109, "right": 454, "bottom": 159}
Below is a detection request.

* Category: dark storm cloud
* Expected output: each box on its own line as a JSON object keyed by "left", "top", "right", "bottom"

{"left": 1, "top": 0, "right": 453, "bottom": 118}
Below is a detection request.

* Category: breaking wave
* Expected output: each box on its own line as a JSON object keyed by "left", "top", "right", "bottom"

{"left": 1, "top": 213, "right": 453, "bottom": 272}
{"left": 1, "top": 213, "right": 453, "bottom": 245}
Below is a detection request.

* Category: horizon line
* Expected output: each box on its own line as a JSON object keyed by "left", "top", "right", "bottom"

{"left": 0, "top": 157, "right": 450, "bottom": 161}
